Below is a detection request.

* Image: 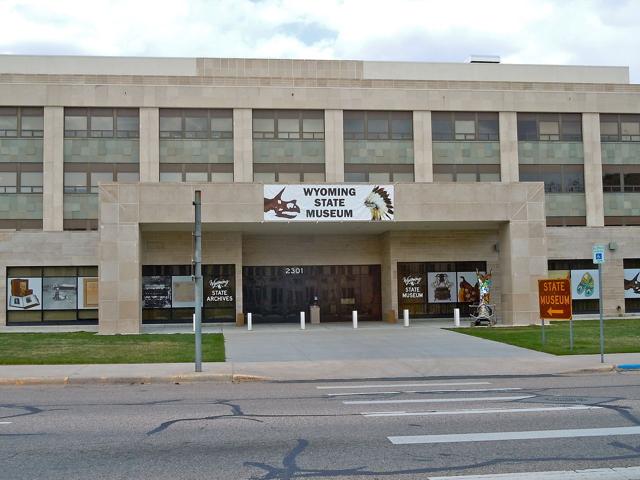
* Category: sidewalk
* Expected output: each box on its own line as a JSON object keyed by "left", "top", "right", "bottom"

{"left": 1, "top": 321, "right": 638, "bottom": 385}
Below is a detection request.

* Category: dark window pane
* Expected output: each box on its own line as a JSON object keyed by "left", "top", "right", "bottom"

{"left": 624, "top": 173, "right": 640, "bottom": 192}
{"left": 563, "top": 169, "right": 584, "bottom": 192}
{"left": 432, "top": 112, "right": 453, "bottom": 141}
{"left": 344, "top": 111, "right": 364, "bottom": 139}
{"left": 603, "top": 172, "right": 622, "bottom": 192}
{"left": 390, "top": 112, "right": 412, "bottom": 139}
{"left": 561, "top": 114, "right": 582, "bottom": 141}
{"left": 478, "top": 113, "right": 499, "bottom": 140}
{"left": 366, "top": 112, "right": 389, "bottom": 139}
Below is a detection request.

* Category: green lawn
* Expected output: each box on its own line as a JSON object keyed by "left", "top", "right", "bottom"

{"left": 0, "top": 332, "right": 225, "bottom": 365}
{"left": 449, "top": 319, "right": 640, "bottom": 355}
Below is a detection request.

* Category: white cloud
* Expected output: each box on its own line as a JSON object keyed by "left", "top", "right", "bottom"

{"left": 0, "top": 0, "right": 639, "bottom": 81}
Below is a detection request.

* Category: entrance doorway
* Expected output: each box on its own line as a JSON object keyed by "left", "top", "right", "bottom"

{"left": 243, "top": 265, "right": 381, "bottom": 323}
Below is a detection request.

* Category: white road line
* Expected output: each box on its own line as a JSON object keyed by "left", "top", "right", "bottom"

{"left": 362, "top": 405, "right": 602, "bottom": 417}
{"left": 0, "top": 421, "right": 12, "bottom": 424}
{"left": 317, "top": 382, "right": 491, "bottom": 390}
{"left": 427, "top": 465, "right": 640, "bottom": 480}
{"left": 328, "top": 388, "right": 521, "bottom": 397}
{"left": 343, "top": 395, "right": 534, "bottom": 405}
{"left": 388, "top": 426, "right": 640, "bottom": 445}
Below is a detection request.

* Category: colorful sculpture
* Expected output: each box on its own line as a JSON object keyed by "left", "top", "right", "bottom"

{"left": 471, "top": 269, "right": 494, "bottom": 326}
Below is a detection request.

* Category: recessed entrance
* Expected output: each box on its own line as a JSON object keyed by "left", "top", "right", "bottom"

{"left": 243, "top": 265, "right": 381, "bottom": 323}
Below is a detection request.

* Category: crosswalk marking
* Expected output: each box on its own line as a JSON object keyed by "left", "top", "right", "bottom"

{"left": 344, "top": 395, "right": 534, "bottom": 405}
{"left": 388, "top": 426, "right": 640, "bottom": 445}
{"left": 327, "top": 387, "right": 521, "bottom": 397}
{"left": 361, "top": 405, "right": 602, "bottom": 417}
{"left": 317, "top": 382, "right": 491, "bottom": 390}
{"left": 427, "top": 466, "right": 640, "bottom": 480}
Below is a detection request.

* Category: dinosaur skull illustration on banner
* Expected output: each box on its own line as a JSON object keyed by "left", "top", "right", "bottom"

{"left": 263, "top": 187, "right": 301, "bottom": 219}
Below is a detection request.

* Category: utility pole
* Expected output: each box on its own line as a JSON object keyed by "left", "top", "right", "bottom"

{"left": 193, "top": 190, "right": 202, "bottom": 372}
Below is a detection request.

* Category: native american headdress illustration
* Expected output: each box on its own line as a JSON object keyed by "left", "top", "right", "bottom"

{"left": 264, "top": 187, "right": 301, "bottom": 219}
{"left": 364, "top": 186, "right": 393, "bottom": 221}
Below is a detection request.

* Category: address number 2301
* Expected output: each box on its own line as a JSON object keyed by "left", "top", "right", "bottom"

{"left": 284, "top": 267, "right": 304, "bottom": 275}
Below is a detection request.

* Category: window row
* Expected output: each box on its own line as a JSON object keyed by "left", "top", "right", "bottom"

{"left": 519, "top": 164, "right": 585, "bottom": 193}
{"left": 601, "top": 114, "right": 640, "bottom": 142}
{"left": 253, "top": 110, "right": 324, "bottom": 140}
{"left": 160, "top": 109, "right": 233, "bottom": 139}
{"left": 603, "top": 166, "right": 640, "bottom": 192}
{"left": 159, "top": 163, "right": 233, "bottom": 183}
{"left": 433, "top": 164, "right": 501, "bottom": 183}
{"left": 63, "top": 165, "right": 139, "bottom": 193}
{"left": 64, "top": 108, "right": 139, "bottom": 138}
{"left": 517, "top": 113, "right": 582, "bottom": 142}
{"left": 432, "top": 112, "right": 499, "bottom": 141}
{"left": 0, "top": 165, "right": 43, "bottom": 193}
{"left": 343, "top": 111, "right": 413, "bottom": 140}
{"left": 0, "top": 107, "right": 44, "bottom": 137}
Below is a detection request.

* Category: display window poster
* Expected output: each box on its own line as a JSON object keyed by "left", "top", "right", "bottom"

{"left": 399, "top": 274, "right": 425, "bottom": 304}
{"left": 42, "top": 277, "right": 78, "bottom": 310}
{"left": 205, "top": 276, "right": 234, "bottom": 306}
{"left": 78, "top": 277, "right": 99, "bottom": 309}
{"left": 172, "top": 276, "right": 195, "bottom": 308}
{"left": 427, "top": 272, "right": 457, "bottom": 303}
{"left": 142, "top": 276, "right": 172, "bottom": 308}
{"left": 7, "top": 277, "right": 42, "bottom": 310}
{"left": 571, "top": 269, "right": 599, "bottom": 300}
{"left": 624, "top": 268, "right": 640, "bottom": 299}
{"left": 456, "top": 272, "right": 481, "bottom": 304}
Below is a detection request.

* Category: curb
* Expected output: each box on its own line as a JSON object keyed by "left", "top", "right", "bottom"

{"left": 558, "top": 365, "right": 616, "bottom": 375}
{"left": 616, "top": 364, "right": 640, "bottom": 371}
{"left": 0, "top": 373, "right": 270, "bottom": 386}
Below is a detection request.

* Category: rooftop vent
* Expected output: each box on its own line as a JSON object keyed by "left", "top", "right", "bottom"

{"left": 466, "top": 55, "right": 501, "bottom": 64}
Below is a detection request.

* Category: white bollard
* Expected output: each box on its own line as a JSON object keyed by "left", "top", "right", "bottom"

{"left": 352, "top": 310, "right": 358, "bottom": 329}
{"left": 300, "top": 311, "right": 306, "bottom": 330}
{"left": 403, "top": 309, "right": 409, "bottom": 327}
{"left": 454, "top": 308, "right": 460, "bottom": 327}
{"left": 247, "top": 312, "right": 252, "bottom": 331}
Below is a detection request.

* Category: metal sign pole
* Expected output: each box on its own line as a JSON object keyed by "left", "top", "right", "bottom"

{"left": 598, "top": 262, "right": 604, "bottom": 364}
{"left": 541, "top": 317, "right": 545, "bottom": 346}
{"left": 193, "top": 190, "right": 203, "bottom": 372}
{"left": 569, "top": 317, "right": 574, "bottom": 351}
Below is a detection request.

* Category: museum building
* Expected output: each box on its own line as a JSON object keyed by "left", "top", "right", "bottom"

{"left": 0, "top": 54, "right": 639, "bottom": 334}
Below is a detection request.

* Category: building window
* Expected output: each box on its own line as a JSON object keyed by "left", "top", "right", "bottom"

{"left": 343, "top": 111, "right": 412, "bottom": 140}
{"left": 253, "top": 164, "right": 325, "bottom": 183}
{"left": 603, "top": 165, "right": 640, "bottom": 192}
{"left": 64, "top": 108, "right": 139, "bottom": 138}
{"left": 159, "top": 164, "right": 234, "bottom": 183}
{"left": 432, "top": 112, "right": 498, "bottom": 141}
{"left": 64, "top": 164, "right": 139, "bottom": 193}
{"left": 433, "top": 164, "right": 500, "bottom": 182}
{"left": 601, "top": 114, "right": 640, "bottom": 142}
{"left": 519, "top": 164, "right": 585, "bottom": 193}
{"left": 159, "top": 109, "right": 232, "bottom": 139}
{"left": 0, "top": 107, "right": 44, "bottom": 137}
{"left": 6, "top": 266, "right": 99, "bottom": 325}
{"left": 252, "top": 110, "right": 324, "bottom": 139}
{"left": 344, "top": 164, "right": 414, "bottom": 183}
{"left": 517, "top": 113, "right": 582, "bottom": 141}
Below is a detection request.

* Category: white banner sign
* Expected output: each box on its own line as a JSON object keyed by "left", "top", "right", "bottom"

{"left": 263, "top": 185, "right": 394, "bottom": 222}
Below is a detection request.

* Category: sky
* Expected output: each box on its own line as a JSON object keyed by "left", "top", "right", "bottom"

{"left": 1, "top": 0, "right": 639, "bottom": 82}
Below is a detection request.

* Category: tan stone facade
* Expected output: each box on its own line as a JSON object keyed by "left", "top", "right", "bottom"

{"left": 0, "top": 55, "right": 639, "bottom": 332}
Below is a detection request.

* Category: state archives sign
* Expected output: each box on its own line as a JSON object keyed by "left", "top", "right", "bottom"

{"left": 538, "top": 278, "right": 572, "bottom": 320}
{"left": 263, "top": 185, "right": 394, "bottom": 222}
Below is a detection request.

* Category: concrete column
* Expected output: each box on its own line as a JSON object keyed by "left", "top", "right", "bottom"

{"left": 380, "top": 233, "right": 397, "bottom": 320}
{"left": 499, "top": 112, "right": 519, "bottom": 183}
{"left": 98, "top": 184, "right": 141, "bottom": 334}
{"left": 583, "top": 113, "right": 604, "bottom": 227}
{"left": 324, "top": 109, "right": 344, "bottom": 182}
{"left": 43, "top": 107, "right": 64, "bottom": 231}
{"left": 233, "top": 108, "right": 253, "bottom": 182}
{"left": 499, "top": 184, "right": 548, "bottom": 325}
{"left": 602, "top": 257, "right": 625, "bottom": 317}
{"left": 139, "top": 107, "right": 159, "bottom": 182}
{"left": 413, "top": 111, "right": 433, "bottom": 182}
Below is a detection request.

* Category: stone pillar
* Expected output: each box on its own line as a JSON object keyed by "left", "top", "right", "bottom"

{"left": 413, "top": 111, "right": 433, "bottom": 182}
{"left": 43, "top": 107, "right": 64, "bottom": 231}
{"left": 324, "top": 109, "right": 344, "bottom": 182}
{"left": 583, "top": 113, "right": 604, "bottom": 227}
{"left": 233, "top": 108, "right": 253, "bottom": 182}
{"left": 380, "top": 232, "right": 398, "bottom": 319}
{"left": 499, "top": 184, "right": 548, "bottom": 325}
{"left": 139, "top": 107, "right": 159, "bottom": 182}
{"left": 98, "top": 184, "right": 142, "bottom": 334}
{"left": 602, "top": 257, "right": 625, "bottom": 317}
{"left": 499, "top": 112, "right": 519, "bottom": 183}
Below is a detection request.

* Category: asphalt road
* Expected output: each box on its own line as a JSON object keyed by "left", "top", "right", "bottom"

{"left": 2, "top": 373, "right": 640, "bottom": 479}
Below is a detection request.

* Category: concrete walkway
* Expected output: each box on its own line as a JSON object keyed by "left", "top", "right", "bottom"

{"left": 0, "top": 321, "right": 638, "bottom": 384}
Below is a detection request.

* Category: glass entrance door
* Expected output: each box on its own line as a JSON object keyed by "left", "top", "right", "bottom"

{"left": 243, "top": 265, "right": 381, "bottom": 323}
